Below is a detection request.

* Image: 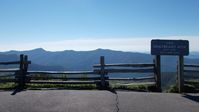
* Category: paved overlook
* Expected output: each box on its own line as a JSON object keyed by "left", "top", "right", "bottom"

{"left": 0, "top": 90, "right": 198, "bottom": 112}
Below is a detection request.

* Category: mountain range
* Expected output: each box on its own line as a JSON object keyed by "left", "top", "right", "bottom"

{"left": 0, "top": 48, "right": 199, "bottom": 72}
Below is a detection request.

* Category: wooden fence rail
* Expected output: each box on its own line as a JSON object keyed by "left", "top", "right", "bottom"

{"left": 27, "top": 71, "right": 98, "bottom": 75}
{"left": 0, "top": 61, "right": 31, "bottom": 65}
{"left": 184, "top": 74, "right": 199, "bottom": 79}
{"left": 184, "top": 64, "right": 199, "bottom": 67}
{"left": 94, "top": 68, "right": 154, "bottom": 73}
{"left": 0, "top": 61, "right": 21, "bottom": 65}
{"left": 27, "top": 76, "right": 107, "bottom": 80}
{"left": 27, "top": 80, "right": 98, "bottom": 85}
{"left": 108, "top": 76, "right": 155, "bottom": 81}
{"left": 93, "top": 63, "right": 155, "bottom": 68}
{"left": 0, "top": 68, "right": 19, "bottom": 72}
{"left": 184, "top": 70, "right": 199, "bottom": 73}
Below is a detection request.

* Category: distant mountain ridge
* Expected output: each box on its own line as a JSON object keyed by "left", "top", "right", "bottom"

{"left": 0, "top": 48, "right": 199, "bottom": 71}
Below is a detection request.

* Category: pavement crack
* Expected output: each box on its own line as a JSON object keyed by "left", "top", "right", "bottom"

{"left": 113, "top": 91, "right": 120, "bottom": 112}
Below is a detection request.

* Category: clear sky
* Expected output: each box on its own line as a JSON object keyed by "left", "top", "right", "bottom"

{"left": 0, "top": 0, "right": 199, "bottom": 52}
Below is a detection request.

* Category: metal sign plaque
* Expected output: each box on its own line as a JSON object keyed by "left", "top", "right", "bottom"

{"left": 151, "top": 40, "right": 189, "bottom": 55}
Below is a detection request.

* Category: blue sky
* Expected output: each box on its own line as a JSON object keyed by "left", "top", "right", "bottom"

{"left": 0, "top": 0, "right": 199, "bottom": 51}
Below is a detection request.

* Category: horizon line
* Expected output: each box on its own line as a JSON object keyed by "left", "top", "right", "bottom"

{"left": 0, "top": 36, "right": 199, "bottom": 52}
{"left": 1, "top": 48, "right": 199, "bottom": 54}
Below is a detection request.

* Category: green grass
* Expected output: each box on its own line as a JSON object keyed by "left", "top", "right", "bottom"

{"left": 26, "top": 83, "right": 97, "bottom": 90}
{"left": 0, "top": 82, "right": 157, "bottom": 92}
{"left": 110, "top": 84, "right": 157, "bottom": 92}
{"left": 26, "top": 83, "right": 157, "bottom": 92}
{"left": 0, "top": 83, "right": 17, "bottom": 90}
{"left": 109, "top": 80, "right": 158, "bottom": 92}
{"left": 166, "top": 83, "right": 199, "bottom": 93}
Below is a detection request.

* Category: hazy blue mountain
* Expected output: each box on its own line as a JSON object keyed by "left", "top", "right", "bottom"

{"left": 0, "top": 48, "right": 199, "bottom": 72}
{"left": 2, "top": 48, "right": 152, "bottom": 71}
{"left": 0, "top": 52, "right": 64, "bottom": 71}
{"left": 0, "top": 54, "right": 18, "bottom": 62}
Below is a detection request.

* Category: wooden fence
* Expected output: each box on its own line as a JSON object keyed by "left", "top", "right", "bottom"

{"left": 0, "top": 55, "right": 161, "bottom": 90}
{"left": 25, "top": 56, "right": 109, "bottom": 88}
{"left": 176, "top": 61, "right": 199, "bottom": 92}
{"left": 0, "top": 54, "right": 31, "bottom": 89}
{"left": 183, "top": 64, "right": 199, "bottom": 89}
{"left": 93, "top": 56, "right": 160, "bottom": 90}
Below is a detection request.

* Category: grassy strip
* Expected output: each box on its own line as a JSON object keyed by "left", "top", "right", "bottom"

{"left": 0, "top": 82, "right": 157, "bottom": 91}
{"left": 26, "top": 84, "right": 97, "bottom": 90}
{"left": 166, "top": 83, "right": 199, "bottom": 93}
{"left": 0, "top": 74, "right": 158, "bottom": 91}
{"left": 109, "top": 80, "right": 157, "bottom": 92}
{"left": 0, "top": 83, "right": 17, "bottom": 90}
{"left": 110, "top": 84, "right": 157, "bottom": 92}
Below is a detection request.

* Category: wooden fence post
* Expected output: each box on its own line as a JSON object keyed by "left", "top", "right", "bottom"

{"left": 154, "top": 55, "right": 161, "bottom": 92}
{"left": 100, "top": 56, "right": 106, "bottom": 88}
{"left": 23, "top": 55, "right": 28, "bottom": 88}
{"left": 18, "top": 54, "right": 24, "bottom": 89}
{"left": 177, "top": 55, "right": 184, "bottom": 93}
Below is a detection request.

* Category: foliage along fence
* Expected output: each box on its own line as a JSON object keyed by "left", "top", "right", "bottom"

{"left": 0, "top": 54, "right": 160, "bottom": 91}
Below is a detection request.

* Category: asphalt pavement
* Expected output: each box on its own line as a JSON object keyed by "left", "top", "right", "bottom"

{"left": 0, "top": 90, "right": 198, "bottom": 112}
